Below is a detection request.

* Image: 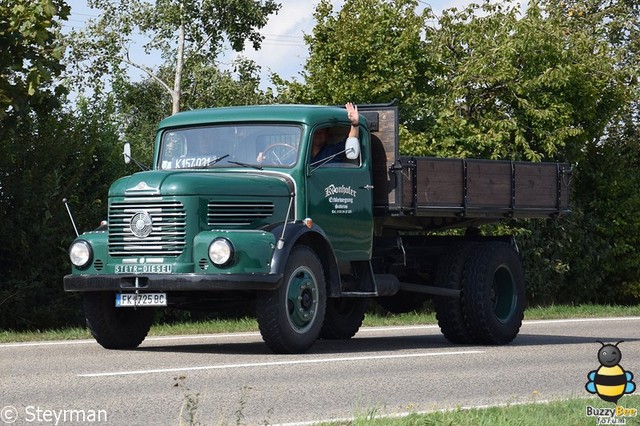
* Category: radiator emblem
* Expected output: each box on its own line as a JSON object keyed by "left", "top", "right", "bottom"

{"left": 130, "top": 211, "right": 153, "bottom": 238}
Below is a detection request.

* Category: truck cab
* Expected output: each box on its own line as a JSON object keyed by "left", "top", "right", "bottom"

{"left": 66, "top": 105, "right": 378, "bottom": 353}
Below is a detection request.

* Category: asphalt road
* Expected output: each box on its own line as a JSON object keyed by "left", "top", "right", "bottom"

{"left": 1, "top": 317, "right": 639, "bottom": 425}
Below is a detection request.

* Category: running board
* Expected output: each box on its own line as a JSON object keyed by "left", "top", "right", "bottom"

{"left": 342, "top": 272, "right": 460, "bottom": 298}
{"left": 338, "top": 285, "right": 460, "bottom": 298}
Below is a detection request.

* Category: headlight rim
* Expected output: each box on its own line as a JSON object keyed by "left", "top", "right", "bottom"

{"left": 69, "top": 239, "right": 93, "bottom": 269}
{"left": 208, "top": 237, "right": 235, "bottom": 267}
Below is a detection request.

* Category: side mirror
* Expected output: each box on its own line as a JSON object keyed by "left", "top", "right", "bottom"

{"left": 123, "top": 143, "right": 131, "bottom": 164}
{"left": 345, "top": 137, "right": 360, "bottom": 160}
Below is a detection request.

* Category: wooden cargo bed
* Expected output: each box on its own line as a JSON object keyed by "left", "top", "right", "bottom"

{"left": 393, "top": 156, "right": 571, "bottom": 218}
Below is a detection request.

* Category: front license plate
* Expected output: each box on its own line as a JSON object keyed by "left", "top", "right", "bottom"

{"left": 116, "top": 293, "right": 167, "bottom": 307}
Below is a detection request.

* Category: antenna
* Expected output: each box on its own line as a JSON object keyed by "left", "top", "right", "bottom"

{"left": 62, "top": 198, "right": 79, "bottom": 237}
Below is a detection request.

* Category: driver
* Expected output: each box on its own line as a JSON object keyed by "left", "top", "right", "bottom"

{"left": 311, "top": 102, "right": 359, "bottom": 165}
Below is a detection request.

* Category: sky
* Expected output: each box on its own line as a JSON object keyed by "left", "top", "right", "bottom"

{"left": 62, "top": 0, "right": 463, "bottom": 89}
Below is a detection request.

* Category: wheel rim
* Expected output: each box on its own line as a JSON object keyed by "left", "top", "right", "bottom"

{"left": 492, "top": 265, "right": 516, "bottom": 323}
{"left": 286, "top": 266, "right": 319, "bottom": 333}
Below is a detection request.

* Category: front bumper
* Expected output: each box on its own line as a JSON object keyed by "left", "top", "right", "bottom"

{"left": 64, "top": 273, "right": 283, "bottom": 292}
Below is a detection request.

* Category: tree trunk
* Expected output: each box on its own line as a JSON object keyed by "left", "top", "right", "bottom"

{"left": 172, "top": 19, "right": 185, "bottom": 114}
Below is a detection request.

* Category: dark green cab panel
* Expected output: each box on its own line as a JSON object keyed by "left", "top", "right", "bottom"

{"left": 70, "top": 231, "right": 109, "bottom": 274}
{"left": 306, "top": 166, "right": 373, "bottom": 261}
{"left": 193, "top": 230, "right": 276, "bottom": 274}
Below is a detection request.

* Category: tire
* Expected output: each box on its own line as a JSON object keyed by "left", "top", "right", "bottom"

{"left": 256, "top": 245, "right": 326, "bottom": 354}
{"left": 320, "top": 298, "right": 369, "bottom": 340}
{"left": 83, "top": 292, "right": 154, "bottom": 349}
{"left": 462, "top": 242, "right": 525, "bottom": 345}
{"left": 433, "top": 243, "right": 475, "bottom": 344}
{"left": 376, "top": 291, "right": 428, "bottom": 314}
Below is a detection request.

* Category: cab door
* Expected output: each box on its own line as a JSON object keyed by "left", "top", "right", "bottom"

{"left": 306, "top": 129, "right": 373, "bottom": 261}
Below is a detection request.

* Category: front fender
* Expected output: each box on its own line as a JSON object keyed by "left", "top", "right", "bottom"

{"left": 268, "top": 222, "right": 341, "bottom": 297}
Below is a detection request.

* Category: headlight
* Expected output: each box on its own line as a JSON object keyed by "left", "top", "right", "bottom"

{"left": 69, "top": 240, "right": 93, "bottom": 268}
{"left": 208, "top": 238, "right": 234, "bottom": 266}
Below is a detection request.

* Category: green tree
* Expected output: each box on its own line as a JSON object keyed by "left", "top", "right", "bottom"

{"left": 0, "top": 0, "right": 69, "bottom": 119}
{"left": 531, "top": 0, "right": 640, "bottom": 303}
{"left": 0, "top": 98, "right": 126, "bottom": 330}
{"left": 68, "top": 0, "right": 280, "bottom": 114}
{"left": 279, "top": 0, "right": 626, "bottom": 162}
{"left": 277, "top": 0, "right": 434, "bottom": 118}
{"left": 422, "top": 0, "right": 627, "bottom": 162}
{"left": 487, "top": 0, "right": 640, "bottom": 304}
{"left": 0, "top": 0, "right": 134, "bottom": 329}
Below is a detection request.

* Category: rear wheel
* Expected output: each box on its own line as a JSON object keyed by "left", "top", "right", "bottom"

{"left": 256, "top": 246, "right": 326, "bottom": 353}
{"left": 83, "top": 292, "right": 154, "bottom": 349}
{"left": 462, "top": 242, "right": 525, "bottom": 344}
{"left": 434, "top": 243, "right": 475, "bottom": 344}
{"left": 320, "top": 298, "right": 368, "bottom": 340}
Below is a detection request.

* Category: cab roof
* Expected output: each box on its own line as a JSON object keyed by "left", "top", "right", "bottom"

{"left": 157, "top": 104, "right": 354, "bottom": 130}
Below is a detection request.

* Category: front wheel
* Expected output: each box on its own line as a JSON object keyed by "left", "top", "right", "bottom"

{"left": 83, "top": 292, "right": 154, "bottom": 349}
{"left": 256, "top": 245, "right": 326, "bottom": 353}
{"left": 462, "top": 242, "right": 525, "bottom": 345}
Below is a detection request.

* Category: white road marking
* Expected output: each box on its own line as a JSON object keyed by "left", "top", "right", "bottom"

{"left": 0, "top": 332, "right": 262, "bottom": 348}
{"left": 78, "top": 350, "right": 484, "bottom": 377}
{"left": 0, "top": 339, "right": 97, "bottom": 348}
{"left": 522, "top": 317, "right": 640, "bottom": 325}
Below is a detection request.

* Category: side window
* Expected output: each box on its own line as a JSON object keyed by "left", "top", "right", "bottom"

{"left": 310, "top": 125, "right": 360, "bottom": 168}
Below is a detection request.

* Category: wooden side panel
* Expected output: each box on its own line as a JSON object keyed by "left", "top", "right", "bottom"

{"left": 515, "top": 163, "right": 557, "bottom": 208}
{"left": 408, "top": 158, "right": 464, "bottom": 207}
{"left": 467, "top": 160, "right": 512, "bottom": 207}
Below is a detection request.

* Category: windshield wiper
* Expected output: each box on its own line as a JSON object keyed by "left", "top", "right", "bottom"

{"left": 228, "top": 160, "right": 263, "bottom": 170}
{"left": 205, "top": 154, "right": 229, "bottom": 168}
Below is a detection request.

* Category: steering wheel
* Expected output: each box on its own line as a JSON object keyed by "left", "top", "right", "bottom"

{"left": 260, "top": 143, "right": 297, "bottom": 165}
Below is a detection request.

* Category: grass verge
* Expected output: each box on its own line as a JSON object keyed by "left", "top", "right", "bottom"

{"left": 1, "top": 304, "right": 639, "bottom": 344}
{"left": 322, "top": 395, "right": 640, "bottom": 426}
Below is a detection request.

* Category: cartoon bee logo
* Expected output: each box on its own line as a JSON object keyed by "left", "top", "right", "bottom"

{"left": 586, "top": 341, "right": 636, "bottom": 403}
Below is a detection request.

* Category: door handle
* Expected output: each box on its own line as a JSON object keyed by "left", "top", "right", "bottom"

{"left": 361, "top": 184, "right": 374, "bottom": 190}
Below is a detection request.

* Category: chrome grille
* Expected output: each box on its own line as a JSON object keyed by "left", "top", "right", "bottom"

{"left": 109, "top": 201, "right": 186, "bottom": 256}
{"left": 208, "top": 201, "right": 274, "bottom": 226}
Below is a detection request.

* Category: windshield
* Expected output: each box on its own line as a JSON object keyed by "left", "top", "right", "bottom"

{"left": 158, "top": 124, "right": 302, "bottom": 170}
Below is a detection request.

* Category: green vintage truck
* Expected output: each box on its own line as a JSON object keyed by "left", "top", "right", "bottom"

{"left": 64, "top": 103, "right": 570, "bottom": 354}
